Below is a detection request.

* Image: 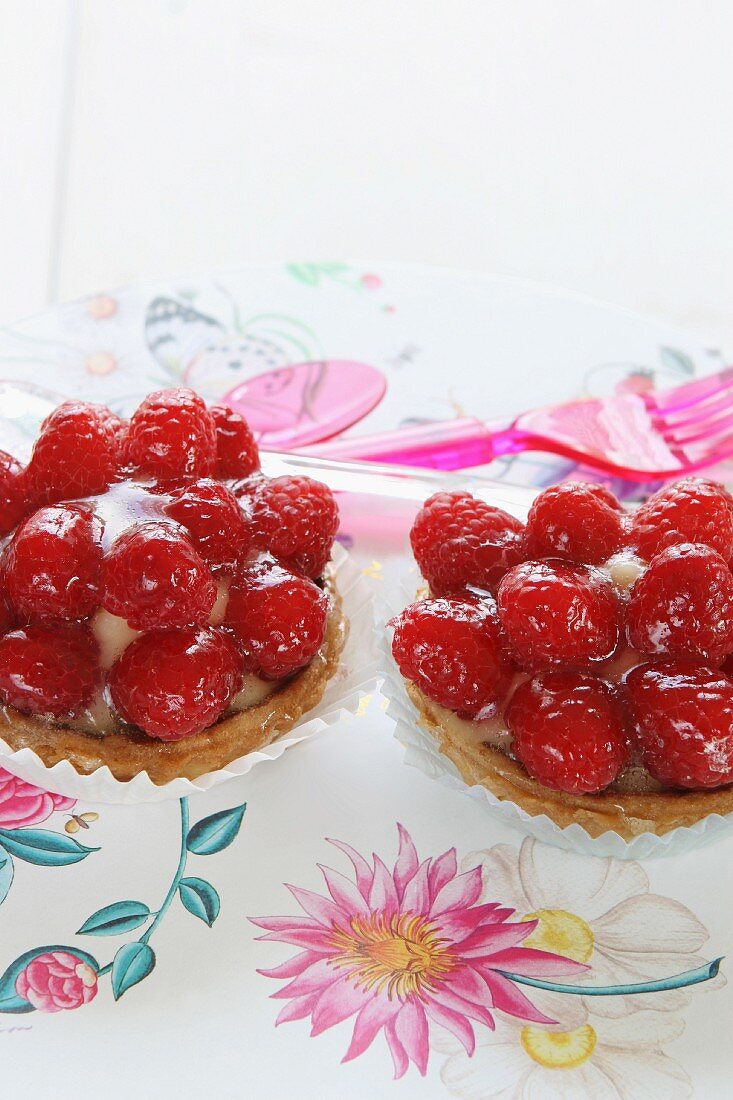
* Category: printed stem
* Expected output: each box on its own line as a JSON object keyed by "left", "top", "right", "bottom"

{"left": 140, "top": 798, "right": 189, "bottom": 945}
{"left": 497, "top": 957, "right": 723, "bottom": 996}
{"left": 95, "top": 798, "right": 190, "bottom": 978}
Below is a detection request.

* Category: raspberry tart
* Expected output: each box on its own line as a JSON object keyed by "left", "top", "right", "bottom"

{"left": 391, "top": 478, "right": 733, "bottom": 840}
{"left": 0, "top": 389, "right": 346, "bottom": 785}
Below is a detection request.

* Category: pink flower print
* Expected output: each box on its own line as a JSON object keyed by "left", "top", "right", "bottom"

{"left": 251, "top": 825, "right": 587, "bottom": 1079}
{"left": 361, "top": 273, "right": 382, "bottom": 291}
{"left": 0, "top": 769, "right": 75, "bottom": 829}
{"left": 617, "top": 369, "right": 655, "bottom": 396}
{"left": 15, "top": 951, "right": 98, "bottom": 1013}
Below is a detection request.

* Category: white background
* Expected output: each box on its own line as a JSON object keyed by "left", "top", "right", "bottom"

{"left": 1, "top": 0, "right": 732, "bottom": 347}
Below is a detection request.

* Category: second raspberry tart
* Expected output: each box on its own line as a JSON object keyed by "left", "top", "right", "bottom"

{"left": 391, "top": 477, "right": 733, "bottom": 840}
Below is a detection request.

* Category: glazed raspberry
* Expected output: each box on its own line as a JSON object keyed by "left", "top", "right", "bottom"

{"left": 579, "top": 483, "right": 624, "bottom": 511}
{"left": 0, "top": 595, "right": 13, "bottom": 635}
{"left": 210, "top": 404, "right": 260, "bottom": 478}
{"left": 252, "top": 475, "right": 338, "bottom": 579}
{"left": 102, "top": 521, "right": 216, "bottom": 630}
{"left": 26, "top": 401, "right": 120, "bottom": 504}
{"left": 3, "top": 505, "right": 103, "bottom": 622}
{"left": 101, "top": 408, "right": 127, "bottom": 445}
{"left": 524, "top": 481, "right": 626, "bottom": 565}
{"left": 225, "top": 557, "right": 329, "bottom": 679}
{"left": 0, "top": 622, "right": 100, "bottom": 718}
{"left": 124, "top": 388, "right": 216, "bottom": 480}
{"left": 506, "top": 670, "right": 628, "bottom": 794}
{"left": 165, "top": 478, "right": 252, "bottom": 574}
{"left": 391, "top": 597, "right": 512, "bottom": 718}
{"left": 686, "top": 477, "right": 733, "bottom": 513}
{"left": 625, "top": 662, "right": 733, "bottom": 789}
{"left": 0, "top": 451, "right": 28, "bottom": 536}
{"left": 232, "top": 472, "right": 266, "bottom": 515}
{"left": 410, "top": 491, "right": 525, "bottom": 595}
{"left": 629, "top": 477, "right": 733, "bottom": 561}
{"left": 497, "top": 560, "right": 621, "bottom": 668}
{"left": 627, "top": 543, "right": 733, "bottom": 663}
{"left": 109, "top": 626, "right": 243, "bottom": 740}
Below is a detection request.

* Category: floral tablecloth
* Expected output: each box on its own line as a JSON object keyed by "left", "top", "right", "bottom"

{"left": 0, "top": 263, "right": 730, "bottom": 1098}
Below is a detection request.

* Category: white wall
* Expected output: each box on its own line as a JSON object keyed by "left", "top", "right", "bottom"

{"left": 1, "top": 0, "right": 732, "bottom": 347}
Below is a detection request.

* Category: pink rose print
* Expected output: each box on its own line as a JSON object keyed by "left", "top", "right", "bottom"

{"left": 0, "top": 768, "right": 75, "bottom": 830}
{"left": 15, "top": 951, "right": 98, "bottom": 1013}
{"left": 251, "top": 825, "right": 586, "bottom": 1079}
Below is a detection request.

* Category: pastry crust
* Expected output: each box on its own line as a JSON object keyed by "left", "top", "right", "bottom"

{"left": 405, "top": 680, "right": 733, "bottom": 840}
{"left": 0, "top": 572, "right": 346, "bottom": 786}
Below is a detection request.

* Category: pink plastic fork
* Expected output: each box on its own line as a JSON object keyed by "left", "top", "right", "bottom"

{"left": 301, "top": 368, "right": 733, "bottom": 482}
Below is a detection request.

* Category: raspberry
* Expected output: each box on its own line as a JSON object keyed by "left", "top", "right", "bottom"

{"left": 625, "top": 662, "right": 733, "bottom": 789}
{"left": 125, "top": 388, "right": 216, "bottom": 480}
{"left": 0, "top": 594, "right": 13, "bottom": 635}
{"left": 629, "top": 477, "right": 733, "bottom": 561}
{"left": 497, "top": 560, "right": 621, "bottom": 668}
{"left": 165, "top": 478, "right": 252, "bottom": 574}
{"left": 109, "top": 626, "right": 243, "bottom": 740}
{"left": 681, "top": 476, "right": 733, "bottom": 514}
{"left": 101, "top": 409, "right": 127, "bottom": 445}
{"left": 0, "top": 451, "right": 28, "bottom": 536}
{"left": 26, "top": 402, "right": 120, "bottom": 504}
{"left": 102, "top": 521, "right": 216, "bottom": 630}
{"left": 524, "top": 481, "right": 626, "bottom": 565}
{"left": 506, "top": 670, "right": 629, "bottom": 794}
{"left": 210, "top": 404, "right": 260, "bottom": 478}
{"left": 627, "top": 543, "right": 733, "bottom": 663}
{"left": 224, "top": 557, "right": 329, "bottom": 679}
{"left": 3, "top": 505, "right": 103, "bottom": 622}
{"left": 0, "top": 622, "right": 100, "bottom": 718}
{"left": 252, "top": 475, "right": 338, "bottom": 578}
{"left": 410, "top": 491, "right": 525, "bottom": 595}
{"left": 391, "top": 597, "right": 512, "bottom": 718}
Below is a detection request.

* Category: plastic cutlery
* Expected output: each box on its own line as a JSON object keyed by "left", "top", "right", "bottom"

{"left": 302, "top": 367, "right": 733, "bottom": 482}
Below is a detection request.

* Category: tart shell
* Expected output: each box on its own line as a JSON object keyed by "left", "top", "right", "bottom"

{"left": 404, "top": 680, "right": 733, "bottom": 841}
{"left": 0, "top": 572, "right": 346, "bottom": 786}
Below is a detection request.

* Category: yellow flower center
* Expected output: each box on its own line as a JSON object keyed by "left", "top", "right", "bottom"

{"left": 521, "top": 1024, "right": 597, "bottom": 1069}
{"left": 520, "top": 908, "right": 594, "bottom": 963}
{"left": 329, "top": 911, "right": 454, "bottom": 999}
{"left": 85, "top": 352, "right": 117, "bottom": 376}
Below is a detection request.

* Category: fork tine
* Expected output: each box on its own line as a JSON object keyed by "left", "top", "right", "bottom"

{"left": 657, "top": 384, "right": 733, "bottom": 433}
{"left": 681, "top": 429, "right": 733, "bottom": 470}
{"left": 649, "top": 366, "right": 733, "bottom": 414}
{"left": 664, "top": 408, "right": 733, "bottom": 447}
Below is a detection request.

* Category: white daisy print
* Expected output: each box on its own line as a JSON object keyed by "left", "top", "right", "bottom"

{"left": 462, "top": 837, "right": 724, "bottom": 1018}
{"left": 438, "top": 1008, "right": 691, "bottom": 1100}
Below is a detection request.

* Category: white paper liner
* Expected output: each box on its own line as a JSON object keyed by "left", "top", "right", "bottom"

{"left": 381, "top": 577, "right": 733, "bottom": 860}
{"left": 0, "top": 544, "right": 378, "bottom": 804}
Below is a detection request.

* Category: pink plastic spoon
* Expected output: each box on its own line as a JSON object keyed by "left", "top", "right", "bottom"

{"left": 221, "top": 359, "right": 386, "bottom": 448}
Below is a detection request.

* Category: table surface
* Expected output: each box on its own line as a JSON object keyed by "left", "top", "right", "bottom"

{"left": 0, "top": 264, "right": 732, "bottom": 1099}
{"left": 1, "top": 0, "right": 733, "bottom": 353}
